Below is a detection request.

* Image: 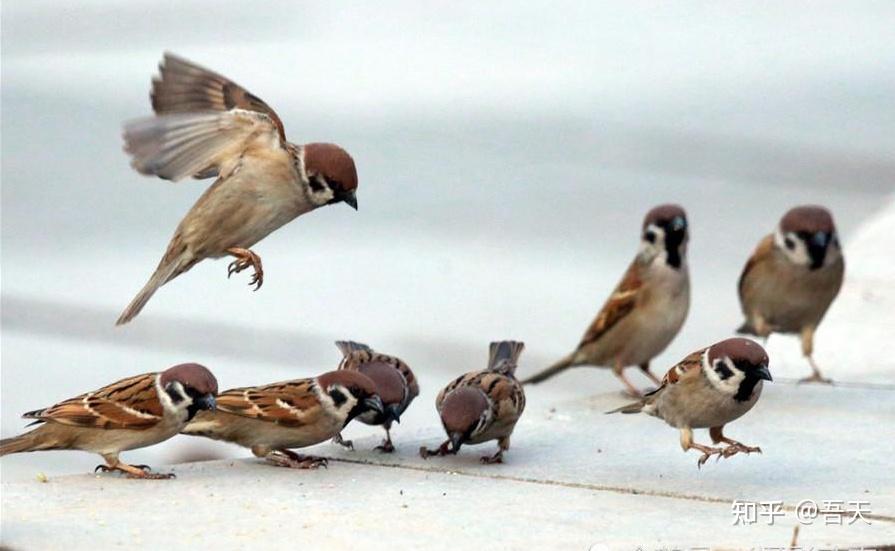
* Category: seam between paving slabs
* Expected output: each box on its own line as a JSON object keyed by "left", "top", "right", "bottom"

{"left": 325, "top": 456, "right": 895, "bottom": 524}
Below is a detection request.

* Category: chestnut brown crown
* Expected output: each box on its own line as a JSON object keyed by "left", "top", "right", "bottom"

{"left": 304, "top": 143, "right": 358, "bottom": 192}
{"left": 779, "top": 205, "right": 836, "bottom": 234}
{"left": 159, "top": 363, "right": 218, "bottom": 395}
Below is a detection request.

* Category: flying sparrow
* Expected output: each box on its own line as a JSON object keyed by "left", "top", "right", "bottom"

{"left": 0, "top": 363, "right": 218, "bottom": 479}
{"left": 420, "top": 341, "right": 526, "bottom": 464}
{"left": 609, "top": 338, "right": 772, "bottom": 468}
{"left": 182, "top": 370, "right": 384, "bottom": 469}
{"left": 116, "top": 52, "right": 359, "bottom": 325}
{"left": 737, "top": 205, "right": 844, "bottom": 383}
{"left": 332, "top": 341, "right": 419, "bottom": 453}
{"left": 522, "top": 204, "right": 690, "bottom": 396}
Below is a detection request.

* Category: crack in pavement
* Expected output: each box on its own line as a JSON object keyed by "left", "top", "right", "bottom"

{"left": 325, "top": 455, "right": 895, "bottom": 524}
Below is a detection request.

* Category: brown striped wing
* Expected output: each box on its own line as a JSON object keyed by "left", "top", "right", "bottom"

{"left": 215, "top": 379, "right": 325, "bottom": 427}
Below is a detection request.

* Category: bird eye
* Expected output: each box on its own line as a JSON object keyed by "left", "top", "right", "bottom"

{"left": 644, "top": 231, "right": 656, "bottom": 244}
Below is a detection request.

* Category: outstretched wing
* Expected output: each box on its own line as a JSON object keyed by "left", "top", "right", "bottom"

{"left": 151, "top": 52, "right": 286, "bottom": 141}
{"left": 215, "top": 379, "right": 325, "bottom": 427}
{"left": 577, "top": 261, "right": 642, "bottom": 349}
{"left": 23, "top": 373, "right": 164, "bottom": 430}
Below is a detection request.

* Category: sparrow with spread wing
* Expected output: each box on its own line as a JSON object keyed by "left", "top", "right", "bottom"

{"left": 182, "top": 370, "right": 384, "bottom": 469}
{"left": 333, "top": 341, "right": 419, "bottom": 452}
{"left": 737, "top": 205, "right": 844, "bottom": 383}
{"left": 522, "top": 204, "right": 690, "bottom": 396}
{"left": 609, "top": 338, "right": 772, "bottom": 468}
{"left": 421, "top": 341, "right": 526, "bottom": 464}
{"left": 0, "top": 363, "right": 218, "bottom": 478}
{"left": 117, "top": 53, "right": 359, "bottom": 325}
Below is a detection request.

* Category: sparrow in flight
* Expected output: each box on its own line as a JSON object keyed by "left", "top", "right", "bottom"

{"left": 117, "top": 53, "right": 359, "bottom": 325}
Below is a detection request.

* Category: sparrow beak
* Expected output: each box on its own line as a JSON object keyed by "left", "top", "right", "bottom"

{"left": 386, "top": 404, "right": 403, "bottom": 425}
{"left": 196, "top": 394, "right": 217, "bottom": 412}
{"left": 805, "top": 231, "right": 830, "bottom": 270}
{"left": 364, "top": 395, "right": 385, "bottom": 416}
{"left": 341, "top": 189, "right": 358, "bottom": 210}
{"left": 449, "top": 431, "right": 464, "bottom": 453}
{"left": 754, "top": 364, "right": 773, "bottom": 382}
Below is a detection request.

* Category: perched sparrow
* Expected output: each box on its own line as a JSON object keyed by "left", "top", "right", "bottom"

{"left": 0, "top": 363, "right": 218, "bottom": 478}
{"left": 332, "top": 341, "right": 419, "bottom": 452}
{"left": 522, "top": 204, "right": 690, "bottom": 396}
{"left": 116, "top": 53, "right": 359, "bottom": 325}
{"left": 609, "top": 338, "right": 772, "bottom": 468}
{"left": 182, "top": 370, "right": 384, "bottom": 469}
{"left": 737, "top": 205, "right": 844, "bottom": 383}
{"left": 420, "top": 341, "right": 526, "bottom": 464}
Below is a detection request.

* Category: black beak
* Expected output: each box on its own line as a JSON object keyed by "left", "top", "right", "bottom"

{"left": 386, "top": 404, "right": 403, "bottom": 424}
{"left": 341, "top": 189, "right": 358, "bottom": 210}
{"left": 807, "top": 232, "right": 829, "bottom": 270}
{"left": 754, "top": 364, "right": 773, "bottom": 382}
{"left": 449, "top": 432, "right": 464, "bottom": 453}
{"left": 364, "top": 395, "right": 385, "bottom": 416}
{"left": 196, "top": 394, "right": 217, "bottom": 411}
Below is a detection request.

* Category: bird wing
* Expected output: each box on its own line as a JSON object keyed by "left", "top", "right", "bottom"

{"left": 215, "top": 379, "right": 325, "bottom": 428}
{"left": 123, "top": 109, "right": 286, "bottom": 182}
{"left": 436, "top": 370, "right": 525, "bottom": 418}
{"left": 738, "top": 234, "right": 774, "bottom": 301}
{"left": 577, "top": 261, "right": 642, "bottom": 349}
{"left": 151, "top": 52, "right": 286, "bottom": 141}
{"left": 23, "top": 373, "right": 164, "bottom": 430}
{"left": 641, "top": 348, "right": 706, "bottom": 403}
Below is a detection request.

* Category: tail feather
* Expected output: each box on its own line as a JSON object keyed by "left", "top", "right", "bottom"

{"left": 605, "top": 401, "right": 645, "bottom": 415}
{"left": 488, "top": 341, "right": 525, "bottom": 371}
{"left": 520, "top": 352, "right": 576, "bottom": 385}
{"left": 0, "top": 432, "right": 39, "bottom": 456}
{"left": 116, "top": 252, "right": 189, "bottom": 326}
{"left": 335, "top": 341, "right": 373, "bottom": 356}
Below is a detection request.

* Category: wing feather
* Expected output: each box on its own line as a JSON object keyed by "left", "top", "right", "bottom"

{"left": 215, "top": 379, "right": 324, "bottom": 427}
{"left": 577, "top": 261, "right": 642, "bottom": 348}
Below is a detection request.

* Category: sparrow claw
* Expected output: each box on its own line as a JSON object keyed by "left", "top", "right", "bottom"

{"left": 226, "top": 248, "right": 263, "bottom": 291}
{"left": 480, "top": 453, "right": 504, "bottom": 464}
{"left": 375, "top": 441, "right": 395, "bottom": 454}
{"left": 331, "top": 434, "right": 354, "bottom": 451}
{"left": 266, "top": 451, "right": 328, "bottom": 470}
{"left": 695, "top": 446, "right": 725, "bottom": 468}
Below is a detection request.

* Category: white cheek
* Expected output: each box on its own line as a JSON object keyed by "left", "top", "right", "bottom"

{"left": 774, "top": 229, "right": 811, "bottom": 266}
{"left": 703, "top": 357, "right": 745, "bottom": 396}
{"left": 639, "top": 224, "right": 665, "bottom": 260}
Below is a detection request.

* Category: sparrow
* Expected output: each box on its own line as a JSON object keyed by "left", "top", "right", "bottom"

{"left": 420, "top": 341, "right": 526, "bottom": 464}
{"left": 609, "top": 338, "right": 772, "bottom": 468}
{"left": 116, "top": 53, "right": 359, "bottom": 325}
{"left": 332, "top": 341, "right": 419, "bottom": 452}
{"left": 737, "top": 205, "right": 844, "bottom": 383}
{"left": 182, "top": 370, "right": 384, "bottom": 469}
{"left": 522, "top": 204, "right": 690, "bottom": 396}
{"left": 0, "top": 363, "right": 218, "bottom": 479}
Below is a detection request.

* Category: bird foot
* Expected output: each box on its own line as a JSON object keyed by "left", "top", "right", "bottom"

{"left": 693, "top": 446, "right": 725, "bottom": 468}
{"left": 480, "top": 451, "right": 504, "bottom": 464}
{"left": 332, "top": 434, "right": 354, "bottom": 451}
{"left": 375, "top": 440, "right": 395, "bottom": 453}
{"left": 266, "top": 450, "right": 327, "bottom": 470}
{"left": 721, "top": 442, "right": 762, "bottom": 458}
{"left": 419, "top": 441, "right": 452, "bottom": 459}
{"left": 94, "top": 463, "right": 175, "bottom": 479}
{"left": 226, "top": 247, "right": 264, "bottom": 290}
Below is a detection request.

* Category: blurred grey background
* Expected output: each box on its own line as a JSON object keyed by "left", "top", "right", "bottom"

{"left": 2, "top": 1, "right": 894, "bottom": 480}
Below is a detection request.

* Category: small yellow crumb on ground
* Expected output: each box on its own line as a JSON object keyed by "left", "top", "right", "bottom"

{"left": 36, "top": 472, "right": 48, "bottom": 483}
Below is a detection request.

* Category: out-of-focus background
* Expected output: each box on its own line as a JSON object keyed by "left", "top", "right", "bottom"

{"left": 2, "top": 1, "right": 894, "bottom": 481}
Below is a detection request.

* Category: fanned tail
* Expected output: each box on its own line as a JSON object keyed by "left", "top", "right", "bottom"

{"left": 520, "top": 352, "right": 575, "bottom": 385}
{"left": 0, "top": 430, "right": 42, "bottom": 456}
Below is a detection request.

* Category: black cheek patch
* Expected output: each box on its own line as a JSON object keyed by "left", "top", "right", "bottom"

{"left": 166, "top": 386, "right": 184, "bottom": 405}
{"left": 329, "top": 388, "right": 348, "bottom": 407}
{"left": 715, "top": 363, "right": 734, "bottom": 380}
